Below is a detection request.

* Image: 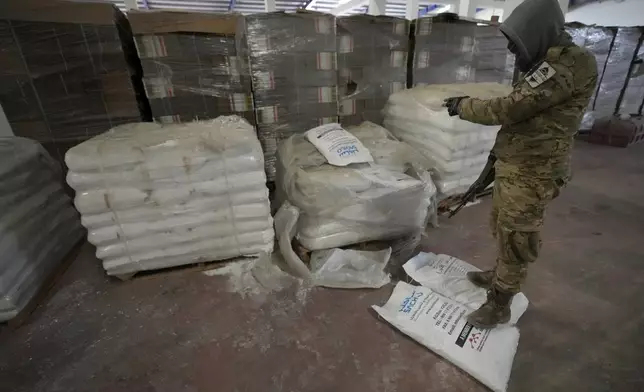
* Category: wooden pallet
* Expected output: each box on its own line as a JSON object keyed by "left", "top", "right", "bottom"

{"left": 4, "top": 238, "right": 84, "bottom": 329}
{"left": 110, "top": 256, "right": 254, "bottom": 282}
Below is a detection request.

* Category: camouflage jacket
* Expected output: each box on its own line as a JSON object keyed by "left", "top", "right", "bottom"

{"left": 458, "top": 43, "right": 598, "bottom": 179}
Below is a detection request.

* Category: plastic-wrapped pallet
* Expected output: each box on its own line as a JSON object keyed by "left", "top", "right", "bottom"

{"left": 336, "top": 15, "right": 409, "bottom": 126}
{"left": 564, "top": 24, "right": 615, "bottom": 130}
{"left": 0, "top": 137, "right": 83, "bottom": 322}
{"left": 236, "top": 11, "right": 338, "bottom": 181}
{"left": 129, "top": 11, "right": 255, "bottom": 125}
{"left": 384, "top": 83, "right": 512, "bottom": 197}
{"left": 65, "top": 116, "right": 274, "bottom": 277}
{"left": 275, "top": 121, "right": 436, "bottom": 251}
{"left": 412, "top": 15, "right": 515, "bottom": 87}
{"left": 619, "top": 30, "right": 644, "bottom": 116}
{"left": 594, "top": 27, "right": 641, "bottom": 120}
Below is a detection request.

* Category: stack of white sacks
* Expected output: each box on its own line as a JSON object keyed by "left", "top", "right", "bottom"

{"left": 1, "top": 137, "right": 83, "bottom": 321}
{"left": 384, "top": 83, "right": 512, "bottom": 197}
{"left": 65, "top": 116, "right": 274, "bottom": 277}
{"left": 276, "top": 121, "right": 436, "bottom": 252}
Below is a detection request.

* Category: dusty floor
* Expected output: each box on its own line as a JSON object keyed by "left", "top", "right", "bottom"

{"left": 2, "top": 141, "right": 644, "bottom": 392}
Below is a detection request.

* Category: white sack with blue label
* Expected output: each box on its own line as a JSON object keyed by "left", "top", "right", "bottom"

{"left": 373, "top": 281, "right": 519, "bottom": 392}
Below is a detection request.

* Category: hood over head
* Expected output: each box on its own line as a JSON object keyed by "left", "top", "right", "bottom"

{"left": 500, "top": 0, "right": 565, "bottom": 71}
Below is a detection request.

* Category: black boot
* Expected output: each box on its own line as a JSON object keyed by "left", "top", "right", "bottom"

{"left": 466, "top": 270, "right": 495, "bottom": 289}
{"left": 467, "top": 286, "right": 513, "bottom": 329}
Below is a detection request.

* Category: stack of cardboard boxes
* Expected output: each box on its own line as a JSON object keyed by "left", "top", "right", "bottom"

{"left": 336, "top": 15, "right": 409, "bottom": 126}
{"left": 412, "top": 14, "right": 514, "bottom": 86}
{"left": 129, "top": 11, "right": 254, "bottom": 124}
{"left": 0, "top": 1, "right": 147, "bottom": 165}
{"left": 237, "top": 11, "right": 338, "bottom": 181}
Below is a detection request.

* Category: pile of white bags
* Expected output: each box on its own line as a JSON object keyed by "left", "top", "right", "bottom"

{"left": 384, "top": 83, "right": 511, "bottom": 197}
{"left": 0, "top": 137, "right": 83, "bottom": 321}
{"left": 275, "top": 121, "right": 437, "bottom": 251}
{"left": 65, "top": 116, "right": 274, "bottom": 277}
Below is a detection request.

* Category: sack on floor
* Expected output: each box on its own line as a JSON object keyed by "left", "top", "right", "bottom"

{"left": 373, "top": 282, "right": 519, "bottom": 392}
{"left": 310, "top": 248, "right": 391, "bottom": 289}
{"left": 403, "top": 252, "right": 530, "bottom": 324}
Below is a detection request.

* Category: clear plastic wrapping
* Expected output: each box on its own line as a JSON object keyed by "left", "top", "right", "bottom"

{"left": 565, "top": 24, "right": 615, "bottom": 129}
{"left": 65, "top": 116, "right": 274, "bottom": 276}
{"left": 236, "top": 11, "right": 339, "bottom": 181}
{"left": 129, "top": 11, "right": 255, "bottom": 124}
{"left": 275, "top": 121, "right": 436, "bottom": 251}
{"left": 0, "top": 2, "right": 148, "bottom": 166}
{"left": 594, "top": 27, "right": 641, "bottom": 118}
{"left": 412, "top": 15, "right": 515, "bottom": 87}
{"left": 0, "top": 137, "right": 83, "bottom": 321}
{"left": 384, "top": 83, "right": 511, "bottom": 197}
{"left": 619, "top": 30, "right": 644, "bottom": 116}
{"left": 336, "top": 15, "right": 409, "bottom": 127}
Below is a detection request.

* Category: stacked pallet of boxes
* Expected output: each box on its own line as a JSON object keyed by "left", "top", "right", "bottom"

{"left": 336, "top": 15, "right": 409, "bottom": 126}
{"left": 593, "top": 27, "right": 642, "bottom": 119}
{"left": 1, "top": 137, "right": 83, "bottom": 321}
{"left": 0, "top": 1, "right": 148, "bottom": 167}
{"left": 412, "top": 14, "right": 514, "bottom": 87}
{"left": 65, "top": 117, "right": 274, "bottom": 278}
{"left": 565, "top": 23, "right": 615, "bottom": 130}
{"left": 129, "top": 11, "right": 254, "bottom": 125}
{"left": 237, "top": 11, "right": 338, "bottom": 181}
{"left": 618, "top": 29, "right": 644, "bottom": 116}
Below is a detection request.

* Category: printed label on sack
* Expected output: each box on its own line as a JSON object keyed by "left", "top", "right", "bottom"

{"left": 255, "top": 71, "right": 275, "bottom": 90}
{"left": 317, "top": 86, "right": 336, "bottom": 103}
{"left": 525, "top": 61, "right": 556, "bottom": 88}
{"left": 305, "top": 123, "right": 373, "bottom": 166}
{"left": 253, "top": 35, "right": 271, "bottom": 52}
{"left": 372, "top": 282, "right": 520, "bottom": 392}
{"left": 339, "top": 99, "right": 356, "bottom": 115}
{"left": 229, "top": 93, "right": 252, "bottom": 111}
{"left": 456, "top": 66, "right": 474, "bottom": 82}
{"left": 226, "top": 56, "right": 241, "bottom": 81}
{"left": 338, "top": 35, "right": 353, "bottom": 54}
{"left": 258, "top": 106, "right": 278, "bottom": 124}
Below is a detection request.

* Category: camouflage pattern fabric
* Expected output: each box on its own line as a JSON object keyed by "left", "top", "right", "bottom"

{"left": 490, "top": 174, "right": 563, "bottom": 293}
{"left": 458, "top": 37, "right": 597, "bottom": 293}
{"left": 459, "top": 39, "right": 598, "bottom": 180}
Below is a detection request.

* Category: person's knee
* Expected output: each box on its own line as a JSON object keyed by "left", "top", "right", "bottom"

{"left": 497, "top": 226, "right": 541, "bottom": 264}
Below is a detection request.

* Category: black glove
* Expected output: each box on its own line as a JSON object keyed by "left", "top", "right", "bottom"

{"left": 443, "top": 96, "right": 469, "bottom": 117}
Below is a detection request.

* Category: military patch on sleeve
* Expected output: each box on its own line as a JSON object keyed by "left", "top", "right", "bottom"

{"left": 525, "top": 61, "right": 556, "bottom": 88}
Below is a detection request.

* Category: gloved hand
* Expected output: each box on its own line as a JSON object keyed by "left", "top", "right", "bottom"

{"left": 442, "top": 96, "right": 469, "bottom": 117}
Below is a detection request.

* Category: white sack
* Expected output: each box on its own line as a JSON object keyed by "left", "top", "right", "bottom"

{"left": 276, "top": 121, "right": 437, "bottom": 250}
{"left": 384, "top": 83, "right": 512, "bottom": 197}
{"left": 403, "top": 252, "right": 530, "bottom": 325}
{"left": 66, "top": 116, "right": 274, "bottom": 276}
{"left": 373, "top": 281, "right": 519, "bottom": 392}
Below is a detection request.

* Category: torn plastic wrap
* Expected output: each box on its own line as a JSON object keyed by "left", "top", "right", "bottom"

{"left": 0, "top": 2, "right": 149, "bottom": 168}
{"left": 129, "top": 11, "right": 255, "bottom": 125}
{"left": 236, "top": 12, "right": 339, "bottom": 181}
{"left": 594, "top": 27, "right": 641, "bottom": 120}
{"left": 65, "top": 116, "right": 274, "bottom": 277}
{"left": 275, "top": 121, "right": 437, "bottom": 253}
{"left": 384, "top": 83, "right": 511, "bottom": 198}
{"left": 336, "top": 15, "right": 409, "bottom": 127}
{"left": 412, "top": 15, "right": 515, "bottom": 87}
{"left": 0, "top": 137, "right": 83, "bottom": 322}
{"left": 619, "top": 30, "right": 644, "bottom": 116}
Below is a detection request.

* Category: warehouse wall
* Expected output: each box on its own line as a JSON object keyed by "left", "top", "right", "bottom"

{"left": 0, "top": 105, "right": 13, "bottom": 137}
{"left": 566, "top": 0, "right": 644, "bottom": 26}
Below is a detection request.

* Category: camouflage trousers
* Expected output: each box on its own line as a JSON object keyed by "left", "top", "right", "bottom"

{"left": 490, "top": 174, "right": 563, "bottom": 293}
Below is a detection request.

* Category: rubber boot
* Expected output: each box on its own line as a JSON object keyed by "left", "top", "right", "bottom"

{"left": 467, "top": 286, "right": 513, "bottom": 329}
{"left": 466, "top": 270, "right": 495, "bottom": 289}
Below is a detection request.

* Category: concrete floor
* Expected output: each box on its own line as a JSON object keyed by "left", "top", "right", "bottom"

{"left": 2, "top": 141, "right": 644, "bottom": 392}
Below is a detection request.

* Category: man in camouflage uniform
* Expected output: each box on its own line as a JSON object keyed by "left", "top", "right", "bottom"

{"left": 443, "top": 0, "right": 598, "bottom": 328}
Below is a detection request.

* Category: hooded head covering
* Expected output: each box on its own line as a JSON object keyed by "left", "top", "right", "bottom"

{"left": 500, "top": 0, "right": 565, "bottom": 72}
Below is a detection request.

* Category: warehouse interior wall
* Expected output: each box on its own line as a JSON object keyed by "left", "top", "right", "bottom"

{"left": 566, "top": 0, "right": 644, "bottom": 26}
{"left": 0, "top": 104, "right": 13, "bottom": 137}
